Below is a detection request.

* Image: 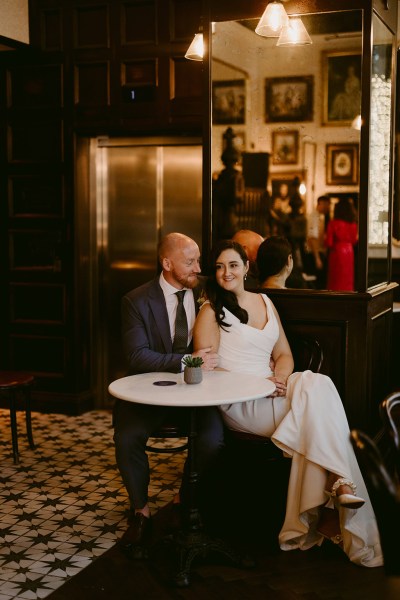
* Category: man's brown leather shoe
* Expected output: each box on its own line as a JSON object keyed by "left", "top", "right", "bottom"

{"left": 120, "top": 512, "right": 152, "bottom": 560}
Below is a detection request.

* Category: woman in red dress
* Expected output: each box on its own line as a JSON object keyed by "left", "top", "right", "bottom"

{"left": 325, "top": 198, "right": 358, "bottom": 291}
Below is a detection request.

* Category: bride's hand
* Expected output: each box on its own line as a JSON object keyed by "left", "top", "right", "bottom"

{"left": 267, "top": 376, "right": 287, "bottom": 397}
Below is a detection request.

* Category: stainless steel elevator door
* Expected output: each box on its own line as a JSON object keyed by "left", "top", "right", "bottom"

{"left": 95, "top": 138, "right": 202, "bottom": 406}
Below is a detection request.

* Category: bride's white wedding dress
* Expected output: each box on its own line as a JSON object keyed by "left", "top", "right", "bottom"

{"left": 215, "top": 294, "right": 383, "bottom": 568}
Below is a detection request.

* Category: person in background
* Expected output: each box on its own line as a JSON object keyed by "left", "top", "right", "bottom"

{"left": 306, "top": 195, "right": 331, "bottom": 289}
{"left": 325, "top": 198, "right": 358, "bottom": 291}
{"left": 269, "top": 182, "right": 291, "bottom": 237}
{"left": 232, "top": 229, "right": 264, "bottom": 288}
{"left": 193, "top": 239, "right": 382, "bottom": 569}
{"left": 257, "top": 236, "right": 293, "bottom": 289}
{"left": 114, "top": 232, "right": 223, "bottom": 559}
{"left": 286, "top": 177, "right": 307, "bottom": 277}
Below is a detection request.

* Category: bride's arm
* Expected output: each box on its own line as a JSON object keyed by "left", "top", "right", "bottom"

{"left": 193, "top": 303, "right": 220, "bottom": 354}
{"left": 269, "top": 302, "right": 294, "bottom": 394}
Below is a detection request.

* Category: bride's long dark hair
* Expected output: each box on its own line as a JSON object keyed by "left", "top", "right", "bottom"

{"left": 205, "top": 240, "right": 249, "bottom": 329}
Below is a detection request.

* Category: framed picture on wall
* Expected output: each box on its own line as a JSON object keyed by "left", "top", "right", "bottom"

{"left": 270, "top": 170, "right": 304, "bottom": 200}
{"left": 265, "top": 76, "right": 313, "bottom": 123}
{"left": 212, "top": 79, "right": 245, "bottom": 125}
{"left": 272, "top": 130, "right": 299, "bottom": 165}
{"left": 322, "top": 50, "right": 362, "bottom": 126}
{"left": 326, "top": 144, "right": 359, "bottom": 185}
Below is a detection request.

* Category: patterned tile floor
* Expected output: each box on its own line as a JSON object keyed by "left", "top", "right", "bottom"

{"left": 0, "top": 408, "right": 186, "bottom": 599}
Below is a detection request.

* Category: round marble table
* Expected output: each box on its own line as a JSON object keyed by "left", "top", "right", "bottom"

{"left": 108, "top": 370, "right": 276, "bottom": 407}
{"left": 109, "top": 370, "right": 275, "bottom": 586}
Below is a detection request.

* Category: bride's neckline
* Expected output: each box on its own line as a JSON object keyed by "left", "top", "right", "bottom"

{"left": 227, "top": 294, "right": 269, "bottom": 331}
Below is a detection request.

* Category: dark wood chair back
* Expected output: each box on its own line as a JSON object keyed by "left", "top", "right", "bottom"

{"left": 380, "top": 391, "right": 400, "bottom": 476}
{"left": 350, "top": 428, "right": 400, "bottom": 576}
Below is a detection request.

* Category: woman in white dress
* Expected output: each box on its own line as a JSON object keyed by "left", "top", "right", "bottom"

{"left": 193, "top": 239, "right": 383, "bottom": 568}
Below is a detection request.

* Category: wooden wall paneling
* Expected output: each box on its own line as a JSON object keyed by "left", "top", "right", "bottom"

{"left": 170, "top": 0, "right": 202, "bottom": 42}
{"left": 369, "top": 307, "right": 393, "bottom": 428}
{"left": 7, "top": 64, "right": 63, "bottom": 108}
{"left": 9, "top": 229, "right": 64, "bottom": 272}
{"left": 284, "top": 319, "right": 347, "bottom": 400}
{"left": 74, "top": 61, "right": 110, "bottom": 106}
{"left": 121, "top": 0, "right": 157, "bottom": 46}
{"left": 8, "top": 119, "right": 63, "bottom": 163}
{"left": 41, "top": 8, "right": 63, "bottom": 51}
{"left": 169, "top": 55, "right": 203, "bottom": 120}
{"left": 10, "top": 283, "right": 66, "bottom": 325}
{"left": 265, "top": 287, "right": 396, "bottom": 434}
{"left": 120, "top": 58, "right": 159, "bottom": 114}
{"left": 8, "top": 173, "right": 64, "bottom": 218}
{"left": 73, "top": 4, "right": 110, "bottom": 49}
{"left": 9, "top": 334, "right": 66, "bottom": 381}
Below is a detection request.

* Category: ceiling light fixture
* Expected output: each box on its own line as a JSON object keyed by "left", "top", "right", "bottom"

{"left": 255, "top": 2, "right": 312, "bottom": 46}
{"left": 277, "top": 16, "right": 313, "bottom": 46}
{"left": 255, "top": 1, "right": 288, "bottom": 37}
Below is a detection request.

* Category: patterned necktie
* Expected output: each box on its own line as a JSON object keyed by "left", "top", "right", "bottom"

{"left": 172, "top": 290, "right": 188, "bottom": 353}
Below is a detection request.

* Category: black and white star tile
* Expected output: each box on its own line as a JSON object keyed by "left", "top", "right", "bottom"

{"left": 0, "top": 409, "right": 186, "bottom": 599}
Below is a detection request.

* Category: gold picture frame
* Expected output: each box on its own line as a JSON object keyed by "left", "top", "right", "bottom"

{"left": 270, "top": 170, "right": 304, "bottom": 199}
{"left": 265, "top": 76, "right": 313, "bottom": 123}
{"left": 326, "top": 144, "right": 359, "bottom": 185}
{"left": 322, "top": 50, "right": 362, "bottom": 126}
{"left": 272, "top": 130, "right": 299, "bottom": 165}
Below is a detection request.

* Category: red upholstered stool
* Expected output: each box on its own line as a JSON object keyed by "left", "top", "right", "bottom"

{"left": 0, "top": 371, "right": 35, "bottom": 464}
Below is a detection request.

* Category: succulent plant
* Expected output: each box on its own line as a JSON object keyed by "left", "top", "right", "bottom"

{"left": 182, "top": 355, "right": 204, "bottom": 368}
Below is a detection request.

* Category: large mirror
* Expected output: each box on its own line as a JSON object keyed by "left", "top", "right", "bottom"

{"left": 211, "top": 11, "right": 363, "bottom": 291}
{"left": 367, "top": 13, "right": 394, "bottom": 289}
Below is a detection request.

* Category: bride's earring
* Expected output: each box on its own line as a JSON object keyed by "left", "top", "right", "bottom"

{"left": 244, "top": 273, "right": 248, "bottom": 281}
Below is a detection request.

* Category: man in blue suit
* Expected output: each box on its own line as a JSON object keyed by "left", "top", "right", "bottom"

{"left": 113, "top": 232, "right": 223, "bottom": 558}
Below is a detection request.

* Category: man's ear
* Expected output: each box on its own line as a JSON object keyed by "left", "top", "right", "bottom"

{"left": 162, "top": 257, "right": 171, "bottom": 271}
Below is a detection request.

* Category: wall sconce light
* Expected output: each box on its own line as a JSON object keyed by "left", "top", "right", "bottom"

{"left": 255, "top": 2, "right": 312, "bottom": 46}
{"left": 277, "top": 17, "right": 312, "bottom": 46}
{"left": 351, "top": 114, "right": 362, "bottom": 130}
{"left": 185, "top": 26, "right": 204, "bottom": 61}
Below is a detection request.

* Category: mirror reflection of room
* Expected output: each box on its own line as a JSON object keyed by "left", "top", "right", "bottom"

{"left": 211, "top": 11, "right": 363, "bottom": 291}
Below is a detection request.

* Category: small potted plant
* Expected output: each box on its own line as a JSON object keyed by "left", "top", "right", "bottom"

{"left": 182, "top": 355, "right": 204, "bottom": 384}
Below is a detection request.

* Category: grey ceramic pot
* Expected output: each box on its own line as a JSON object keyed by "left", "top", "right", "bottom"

{"left": 183, "top": 366, "right": 203, "bottom": 384}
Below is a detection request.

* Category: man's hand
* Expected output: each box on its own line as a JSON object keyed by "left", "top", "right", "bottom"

{"left": 192, "top": 347, "right": 219, "bottom": 371}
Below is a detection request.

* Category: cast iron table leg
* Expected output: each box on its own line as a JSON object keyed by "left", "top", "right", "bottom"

{"left": 172, "top": 407, "right": 251, "bottom": 587}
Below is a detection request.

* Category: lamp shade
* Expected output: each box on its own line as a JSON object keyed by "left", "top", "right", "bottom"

{"left": 255, "top": 2, "right": 289, "bottom": 38}
{"left": 185, "top": 32, "right": 204, "bottom": 61}
{"left": 277, "top": 17, "right": 312, "bottom": 46}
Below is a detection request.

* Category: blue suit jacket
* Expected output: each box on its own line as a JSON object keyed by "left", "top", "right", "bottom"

{"left": 121, "top": 276, "right": 205, "bottom": 375}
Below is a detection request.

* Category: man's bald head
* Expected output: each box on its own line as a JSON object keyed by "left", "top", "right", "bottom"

{"left": 232, "top": 229, "right": 264, "bottom": 263}
{"left": 158, "top": 232, "right": 201, "bottom": 289}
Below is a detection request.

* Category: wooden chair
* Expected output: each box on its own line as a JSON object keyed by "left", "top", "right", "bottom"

{"left": 379, "top": 391, "right": 400, "bottom": 477}
{"left": 145, "top": 410, "right": 188, "bottom": 454}
{"left": 0, "top": 371, "right": 35, "bottom": 464}
{"left": 350, "top": 428, "right": 400, "bottom": 576}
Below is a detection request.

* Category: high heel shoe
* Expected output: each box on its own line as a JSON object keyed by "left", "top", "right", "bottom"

{"left": 326, "top": 477, "right": 365, "bottom": 509}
